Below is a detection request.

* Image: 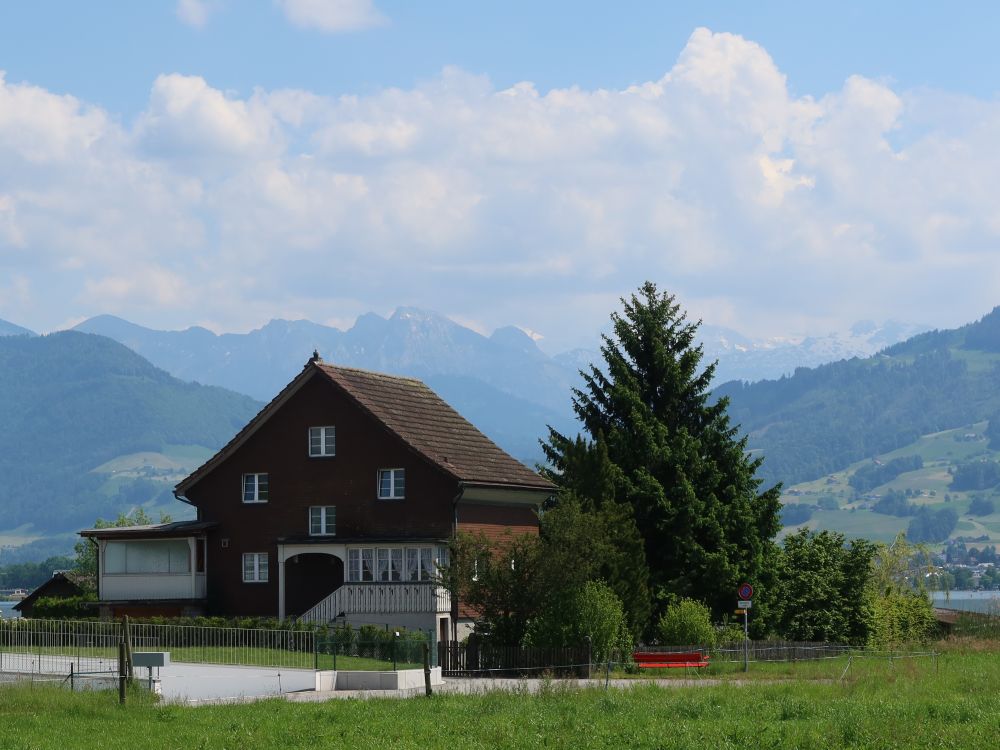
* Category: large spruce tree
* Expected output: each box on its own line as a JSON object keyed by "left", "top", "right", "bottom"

{"left": 543, "top": 282, "right": 781, "bottom": 627}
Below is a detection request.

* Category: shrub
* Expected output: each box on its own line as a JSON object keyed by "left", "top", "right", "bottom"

{"left": 868, "top": 591, "right": 937, "bottom": 648}
{"left": 656, "top": 598, "right": 715, "bottom": 647}
{"left": 715, "top": 623, "right": 745, "bottom": 644}
{"left": 30, "top": 594, "right": 97, "bottom": 619}
{"left": 523, "top": 580, "right": 632, "bottom": 663}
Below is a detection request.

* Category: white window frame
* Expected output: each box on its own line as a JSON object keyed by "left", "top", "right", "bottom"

{"left": 242, "top": 473, "right": 269, "bottom": 504}
{"left": 242, "top": 552, "right": 269, "bottom": 583}
{"left": 377, "top": 468, "right": 405, "bottom": 500}
{"left": 309, "top": 506, "right": 336, "bottom": 536}
{"left": 308, "top": 426, "right": 336, "bottom": 457}
{"left": 347, "top": 545, "right": 436, "bottom": 582}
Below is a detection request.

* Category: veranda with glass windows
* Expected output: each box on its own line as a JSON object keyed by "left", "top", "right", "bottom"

{"left": 94, "top": 535, "right": 208, "bottom": 600}
{"left": 278, "top": 542, "right": 450, "bottom": 624}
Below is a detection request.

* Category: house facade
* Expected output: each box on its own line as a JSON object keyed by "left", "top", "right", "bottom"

{"left": 80, "top": 355, "right": 554, "bottom": 640}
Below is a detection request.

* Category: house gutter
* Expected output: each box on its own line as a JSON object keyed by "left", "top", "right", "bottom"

{"left": 451, "top": 483, "right": 465, "bottom": 537}
{"left": 173, "top": 490, "right": 194, "bottom": 507}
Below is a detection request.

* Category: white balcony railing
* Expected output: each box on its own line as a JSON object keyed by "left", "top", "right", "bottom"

{"left": 100, "top": 573, "right": 207, "bottom": 601}
{"left": 299, "top": 582, "right": 451, "bottom": 624}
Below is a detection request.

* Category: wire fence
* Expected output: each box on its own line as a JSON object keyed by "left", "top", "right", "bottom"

{"left": 641, "top": 640, "right": 853, "bottom": 662}
{"left": 0, "top": 618, "right": 316, "bottom": 672}
{"left": 438, "top": 639, "right": 938, "bottom": 678}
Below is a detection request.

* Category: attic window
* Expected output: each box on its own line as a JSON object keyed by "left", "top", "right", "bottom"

{"left": 242, "top": 473, "right": 268, "bottom": 503}
{"left": 378, "top": 468, "right": 405, "bottom": 500}
{"left": 309, "top": 426, "right": 336, "bottom": 457}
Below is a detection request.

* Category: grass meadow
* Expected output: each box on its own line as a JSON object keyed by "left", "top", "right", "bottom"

{"left": 1, "top": 640, "right": 998, "bottom": 749}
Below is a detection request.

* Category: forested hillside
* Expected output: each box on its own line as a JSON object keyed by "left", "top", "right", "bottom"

{"left": 720, "top": 307, "right": 1000, "bottom": 486}
{"left": 0, "top": 332, "right": 261, "bottom": 532}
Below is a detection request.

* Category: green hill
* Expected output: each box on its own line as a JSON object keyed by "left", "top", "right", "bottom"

{"left": 776, "top": 422, "right": 1000, "bottom": 547}
{"left": 0, "top": 331, "right": 262, "bottom": 534}
{"left": 719, "top": 307, "right": 1000, "bottom": 487}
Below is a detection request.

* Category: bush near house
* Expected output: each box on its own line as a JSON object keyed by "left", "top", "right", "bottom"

{"left": 655, "top": 598, "right": 716, "bottom": 647}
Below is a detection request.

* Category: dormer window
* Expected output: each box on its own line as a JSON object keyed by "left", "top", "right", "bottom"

{"left": 242, "top": 473, "right": 268, "bottom": 503}
{"left": 309, "top": 426, "right": 336, "bottom": 457}
{"left": 377, "top": 468, "right": 405, "bottom": 500}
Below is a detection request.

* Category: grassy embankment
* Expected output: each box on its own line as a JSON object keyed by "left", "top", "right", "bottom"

{"left": 1, "top": 640, "right": 998, "bottom": 749}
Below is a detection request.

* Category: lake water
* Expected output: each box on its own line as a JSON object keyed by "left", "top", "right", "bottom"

{"left": 0, "top": 601, "right": 20, "bottom": 619}
{"left": 932, "top": 590, "right": 1000, "bottom": 614}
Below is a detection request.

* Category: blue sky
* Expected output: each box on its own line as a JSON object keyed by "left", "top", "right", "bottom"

{"left": 2, "top": 1, "right": 1000, "bottom": 351}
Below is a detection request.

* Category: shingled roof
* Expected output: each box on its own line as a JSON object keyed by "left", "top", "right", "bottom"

{"left": 176, "top": 359, "right": 554, "bottom": 495}
{"left": 316, "top": 363, "right": 553, "bottom": 490}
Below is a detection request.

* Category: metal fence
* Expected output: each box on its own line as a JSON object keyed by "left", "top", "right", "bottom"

{"left": 439, "top": 641, "right": 594, "bottom": 677}
{"left": 640, "top": 640, "right": 853, "bottom": 663}
{"left": 0, "top": 618, "right": 317, "bottom": 673}
{"left": 317, "top": 633, "right": 432, "bottom": 671}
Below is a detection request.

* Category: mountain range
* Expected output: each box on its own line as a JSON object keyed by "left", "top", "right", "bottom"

{"left": 65, "top": 309, "right": 928, "bottom": 463}
{"left": 0, "top": 307, "right": 994, "bottom": 558}
{"left": 0, "top": 331, "right": 261, "bottom": 535}
{"left": 72, "top": 310, "right": 580, "bottom": 461}
{"left": 721, "top": 306, "right": 1000, "bottom": 487}
{"left": 700, "top": 320, "right": 930, "bottom": 384}
{"left": 0, "top": 319, "right": 35, "bottom": 337}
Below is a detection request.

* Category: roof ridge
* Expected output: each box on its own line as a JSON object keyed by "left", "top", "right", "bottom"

{"left": 315, "top": 362, "right": 426, "bottom": 384}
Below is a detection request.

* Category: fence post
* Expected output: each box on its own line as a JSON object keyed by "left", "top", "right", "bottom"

{"left": 118, "top": 641, "right": 127, "bottom": 706}
{"left": 69, "top": 664, "right": 74, "bottom": 692}
{"left": 422, "top": 642, "right": 433, "bottom": 697}
{"left": 122, "top": 615, "right": 134, "bottom": 684}
{"left": 584, "top": 636, "right": 592, "bottom": 680}
{"left": 392, "top": 631, "right": 399, "bottom": 671}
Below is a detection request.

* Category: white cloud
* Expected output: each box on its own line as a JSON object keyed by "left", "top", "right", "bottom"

{"left": 176, "top": 0, "right": 213, "bottom": 29}
{"left": 3, "top": 30, "right": 1000, "bottom": 350}
{"left": 135, "top": 74, "right": 282, "bottom": 163}
{"left": 275, "top": 0, "right": 386, "bottom": 33}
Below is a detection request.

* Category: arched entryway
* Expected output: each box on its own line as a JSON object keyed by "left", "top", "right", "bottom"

{"left": 284, "top": 553, "right": 344, "bottom": 618}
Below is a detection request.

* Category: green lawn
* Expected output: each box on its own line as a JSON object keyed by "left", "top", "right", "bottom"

{"left": 1, "top": 643, "right": 997, "bottom": 749}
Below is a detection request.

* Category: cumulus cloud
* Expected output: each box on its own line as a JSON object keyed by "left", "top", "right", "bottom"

{"left": 275, "top": 0, "right": 386, "bottom": 33}
{"left": 135, "top": 74, "right": 282, "bottom": 163}
{"left": 2, "top": 29, "right": 1000, "bottom": 350}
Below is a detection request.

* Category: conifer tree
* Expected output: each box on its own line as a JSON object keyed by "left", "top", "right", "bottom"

{"left": 543, "top": 282, "right": 782, "bottom": 626}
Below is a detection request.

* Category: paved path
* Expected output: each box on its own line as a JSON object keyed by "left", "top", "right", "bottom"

{"left": 287, "top": 675, "right": 743, "bottom": 702}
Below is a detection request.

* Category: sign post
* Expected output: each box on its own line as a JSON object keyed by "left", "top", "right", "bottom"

{"left": 737, "top": 584, "right": 753, "bottom": 672}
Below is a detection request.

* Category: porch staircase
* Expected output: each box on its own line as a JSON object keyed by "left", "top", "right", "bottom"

{"left": 298, "top": 583, "right": 451, "bottom": 624}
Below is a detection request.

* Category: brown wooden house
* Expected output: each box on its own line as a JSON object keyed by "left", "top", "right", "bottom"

{"left": 80, "top": 355, "right": 554, "bottom": 640}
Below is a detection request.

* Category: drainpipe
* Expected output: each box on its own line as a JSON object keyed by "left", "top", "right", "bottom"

{"left": 451, "top": 483, "right": 465, "bottom": 538}
{"left": 90, "top": 538, "right": 100, "bottom": 601}
{"left": 449, "top": 484, "right": 464, "bottom": 642}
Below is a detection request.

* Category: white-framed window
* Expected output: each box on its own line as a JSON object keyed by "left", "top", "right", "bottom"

{"left": 347, "top": 546, "right": 437, "bottom": 582}
{"left": 377, "top": 468, "right": 405, "bottom": 499}
{"left": 309, "top": 506, "right": 336, "bottom": 536}
{"left": 405, "top": 548, "right": 419, "bottom": 582}
{"left": 242, "top": 552, "right": 269, "bottom": 583}
{"left": 242, "top": 473, "right": 268, "bottom": 503}
{"left": 309, "top": 426, "right": 336, "bottom": 457}
{"left": 420, "top": 548, "right": 434, "bottom": 580}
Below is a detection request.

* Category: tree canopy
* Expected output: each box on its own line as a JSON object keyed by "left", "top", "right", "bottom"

{"left": 543, "top": 282, "right": 781, "bottom": 628}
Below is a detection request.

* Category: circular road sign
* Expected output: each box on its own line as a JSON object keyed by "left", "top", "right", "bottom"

{"left": 738, "top": 583, "right": 754, "bottom": 600}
